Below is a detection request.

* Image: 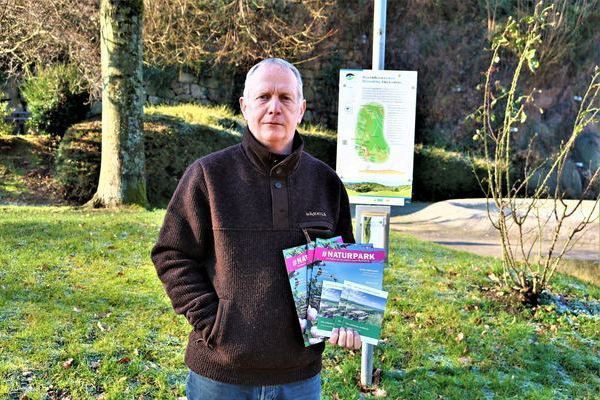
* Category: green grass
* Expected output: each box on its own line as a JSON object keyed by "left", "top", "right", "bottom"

{"left": 0, "top": 206, "right": 598, "bottom": 399}
{"left": 145, "top": 103, "right": 337, "bottom": 139}
{"left": 145, "top": 103, "right": 241, "bottom": 132}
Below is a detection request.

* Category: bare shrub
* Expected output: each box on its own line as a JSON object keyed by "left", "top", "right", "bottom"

{"left": 471, "top": 1, "right": 600, "bottom": 303}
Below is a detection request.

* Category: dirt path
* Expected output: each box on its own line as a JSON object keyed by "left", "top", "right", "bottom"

{"left": 385, "top": 199, "right": 599, "bottom": 283}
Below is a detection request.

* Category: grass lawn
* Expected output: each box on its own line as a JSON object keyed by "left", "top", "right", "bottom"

{"left": 0, "top": 206, "right": 598, "bottom": 399}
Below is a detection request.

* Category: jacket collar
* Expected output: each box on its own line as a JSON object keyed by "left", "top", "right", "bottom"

{"left": 241, "top": 126, "right": 303, "bottom": 176}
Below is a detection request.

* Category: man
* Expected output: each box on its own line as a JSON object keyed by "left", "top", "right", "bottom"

{"left": 151, "top": 58, "right": 360, "bottom": 400}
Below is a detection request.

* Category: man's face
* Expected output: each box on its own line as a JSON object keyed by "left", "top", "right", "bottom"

{"left": 240, "top": 64, "right": 306, "bottom": 154}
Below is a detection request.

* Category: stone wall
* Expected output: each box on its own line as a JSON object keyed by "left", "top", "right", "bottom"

{"left": 140, "top": 2, "right": 599, "bottom": 198}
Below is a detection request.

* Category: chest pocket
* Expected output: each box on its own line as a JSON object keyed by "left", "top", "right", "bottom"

{"left": 299, "top": 220, "right": 335, "bottom": 242}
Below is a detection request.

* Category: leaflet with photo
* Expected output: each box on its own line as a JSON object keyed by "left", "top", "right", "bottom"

{"left": 337, "top": 280, "right": 388, "bottom": 345}
{"left": 314, "top": 280, "right": 345, "bottom": 337}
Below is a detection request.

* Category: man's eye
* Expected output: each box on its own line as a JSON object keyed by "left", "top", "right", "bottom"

{"left": 258, "top": 94, "right": 269, "bottom": 100}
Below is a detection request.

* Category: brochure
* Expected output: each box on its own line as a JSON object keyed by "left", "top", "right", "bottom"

{"left": 306, "top": 241, "right": 386, "bottom": 342}
{"left": 336, "top": 280, "right": 388, "bottom": 345}
{"left": 283, "top": 236, "right": 343, "bottom": 346}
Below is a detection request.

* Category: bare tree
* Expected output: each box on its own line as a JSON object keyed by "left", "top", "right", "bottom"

{"left": 1, "top": 0, "right": 336, "bottom": 95}
{"left": 144, "top": 0, "right": 336, "bottom": 68}
{"left": 0, "top": 0, "right": 100, "bottom": 93}
{"left": 472, "top": 2, "right": 600, "bottom": 303}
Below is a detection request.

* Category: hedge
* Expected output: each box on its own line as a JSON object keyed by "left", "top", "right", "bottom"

{"left": 56, "top": 115, "right": 488, "bottom": 206}
{"left": 412, "top": 144, "right": 489, "bottom": 201}
{"left": 56, "top": 116, "right": 336, "bottom": 207}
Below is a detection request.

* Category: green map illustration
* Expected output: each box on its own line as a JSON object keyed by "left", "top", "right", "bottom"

{"left": 354, "top": 102, "right": 389, "bottom": 163}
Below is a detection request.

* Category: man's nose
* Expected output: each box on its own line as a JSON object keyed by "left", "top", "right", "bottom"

{"left": 267, "top": 97, "right": 282, "bottom": 114}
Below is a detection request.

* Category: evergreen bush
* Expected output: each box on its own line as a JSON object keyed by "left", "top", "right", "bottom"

{"left": 57, "top": 110, "right": 487, "bottom": 205}
{"left": 21, "top": 64, "right": 89, "bottom": 136}
{"left": 412, "top": 144, "right": 489, "bottom": 201}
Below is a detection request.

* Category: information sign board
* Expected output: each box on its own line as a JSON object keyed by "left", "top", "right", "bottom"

{"left": 336, "top": 69, "right": 417, "bottom": 206}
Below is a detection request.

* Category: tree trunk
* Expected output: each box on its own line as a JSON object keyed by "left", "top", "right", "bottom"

{"left": 90, "top": 0, "right": 147, "bottom": 207}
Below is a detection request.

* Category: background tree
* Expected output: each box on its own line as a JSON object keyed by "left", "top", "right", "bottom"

{"left": 144, "top": 0, "right": 335, "bottom": 68}
{"left": 89, "top": 0, "right": 147, "bottom": 207}
{"left": 0, "top": 0, "right": 100, "bottom": 94}
{"left": 0, "top": 0, "right": 335, "bottom": 95}
{"left": 0, "top": 0, "right": 334, "bottom": 208}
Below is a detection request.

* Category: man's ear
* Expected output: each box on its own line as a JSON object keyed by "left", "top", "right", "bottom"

{"left": 298, "top": 99, "right": 306, "bottom": 123}
{"left": 239, "top": 97, "right": 247, "bottom": 119}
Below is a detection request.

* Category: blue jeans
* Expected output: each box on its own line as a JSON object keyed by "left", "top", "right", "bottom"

{"left": 186, "top": 370, "right": 321, "bottom": 400}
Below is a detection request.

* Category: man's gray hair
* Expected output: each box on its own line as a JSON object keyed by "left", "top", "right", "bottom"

{"left": 243, "top": 58, "right": 304, "bottom": 101}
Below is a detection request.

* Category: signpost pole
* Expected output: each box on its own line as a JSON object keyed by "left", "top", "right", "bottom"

{"left": 356, "top": 205, "right": 390, "bottom": 385}
{"left": 372, "top": 0, "right": 387, "bottom": 71}
{"left": 358, "top": 0, "right": 388, "bottom": 386}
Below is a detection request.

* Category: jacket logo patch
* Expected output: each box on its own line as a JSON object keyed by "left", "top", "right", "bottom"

{"left": 305, "top": 211, "right": 327, "bottom": 217}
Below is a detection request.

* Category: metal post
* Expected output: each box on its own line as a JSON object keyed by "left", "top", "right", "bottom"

{"left": 355, "top": 205, "right": 390, "bottom": 386}
{"left": 372, "top": 0, "right": 387, "bottom": 71}
{"left": 356, "top": 0, "right": 388, "bottom": 387}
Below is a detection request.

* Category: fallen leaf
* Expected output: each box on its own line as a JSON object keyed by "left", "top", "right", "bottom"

{"left": 373, "top": 388, "right": 387, "bottom": 397}
{"left": 62, "top": 358, "right": 74, "bottom": 369}
{"left": 458, "top": 356, "right": 472, "bottom": 365}
{"left": 117, "top": 357, "right": 130, "bottom": 364}
{"left": 456, "top": 332, "right": 464, "bottom": 342}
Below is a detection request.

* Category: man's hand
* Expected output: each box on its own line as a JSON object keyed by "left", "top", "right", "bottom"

{"left": 328, "top": 327, "right": 362, "bottom": 350}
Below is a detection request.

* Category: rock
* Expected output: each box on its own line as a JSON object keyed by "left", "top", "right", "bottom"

{"left": 533, "top": 87, "right": 561, "bottom": 109}
{"left": 190, "top": 84, "right": 206, "bottom": 99}
{"left": 178, "top": 70, "right": 196, "bottom": 84}
{"left": 88, "top": 101, "right": 102, "bottom": 117}
{"left": 147, "top": 96, "right": 161, "bottom": 105}
{"left": 531, "top": 158, "right": 583, "bottom": 199}
{"left": 171, "top": 83, "right": 190, "bottom": 96}
{"left": 175, "top": 94, "right": 193, "bottom": 102}
{"left": 573, "top": 126, "right": 600, "bottom": 171}
{"left": 561, "top": 160, "right": 582, "bottom": 198}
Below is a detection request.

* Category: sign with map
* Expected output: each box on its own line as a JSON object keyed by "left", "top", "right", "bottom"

{"left": 336, "top": 69, "right": 417, "bottom": 206}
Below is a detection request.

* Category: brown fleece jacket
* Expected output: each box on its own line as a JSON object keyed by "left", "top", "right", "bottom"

{"left": 151, "top": 128, "right": 354, "bottom": 385}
